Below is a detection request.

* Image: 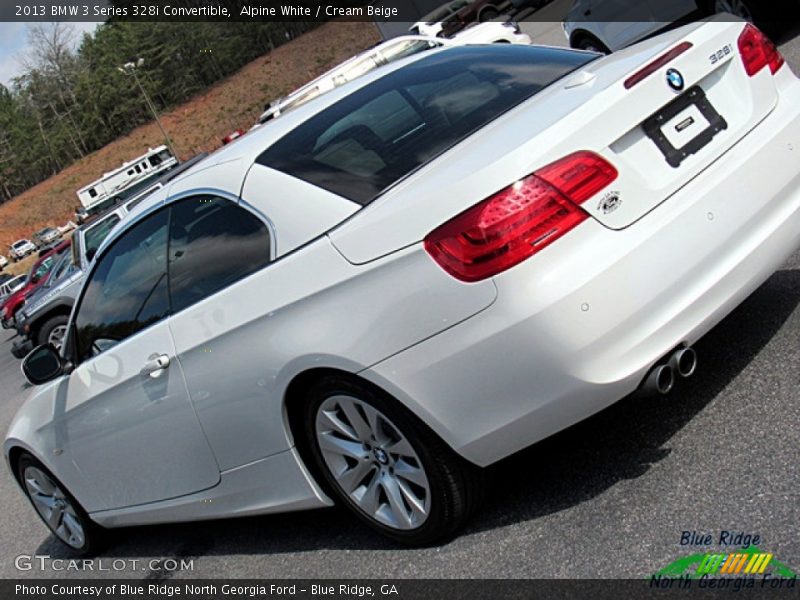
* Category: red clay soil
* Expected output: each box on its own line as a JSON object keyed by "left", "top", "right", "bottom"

{"left": 0, "top": 21, "right": 380, "bottom": 256}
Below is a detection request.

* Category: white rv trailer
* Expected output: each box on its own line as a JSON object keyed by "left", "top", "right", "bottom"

{"left": 75, "top": 146, "right": 176, "bottom": 210}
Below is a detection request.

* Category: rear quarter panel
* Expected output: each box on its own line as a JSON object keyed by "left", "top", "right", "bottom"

{"left": 167, "top": 237, "right": 497, "bottom": 470}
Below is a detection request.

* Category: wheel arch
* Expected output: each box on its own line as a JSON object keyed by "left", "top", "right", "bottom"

{"left": 569, "top": 29, "right": 611, "bottom": 53}
{"left": 7, "top": 444, "right": 27, "bottom": 487}
{"left": 284, "top": 367, "right": 380, "bottom": 450}
{"left": 28, "top": 302, "right": 73, "bottom": 341}
{"left": 283, "top": 367, "right": 381, "bottom": 495}
{"left": 477, "top": 4, "right": 501, "bottom": 20}
{"left": 7, "top": 442, "right": 50, "bottom": 490}
{"left": 282, "top": 365, "right": 473, "bottom": 472}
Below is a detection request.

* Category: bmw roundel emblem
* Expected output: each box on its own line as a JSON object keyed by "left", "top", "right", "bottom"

{"left": 666, "top": 68, "right": 684, "bottom": 91}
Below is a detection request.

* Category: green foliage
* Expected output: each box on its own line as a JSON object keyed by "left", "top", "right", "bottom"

{"left": 0, "top": 20, "right": 318, "bottom": 202}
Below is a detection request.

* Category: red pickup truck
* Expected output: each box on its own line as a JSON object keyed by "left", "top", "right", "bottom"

{"left": 0, "top": 240, "right": 70, "bottom": 329}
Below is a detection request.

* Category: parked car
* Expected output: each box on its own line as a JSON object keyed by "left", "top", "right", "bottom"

{"left": 8, "top": 19, "right": 800, "bottom": 554}
{"left": 8, "top": 239, "right": 36, "bottom": 262}
{"left": 32, "top": 227, "right": 61, "bottom": 248}
{"left": 9, "top": 207, "right": 126, "bottom": 356}
{"left": 0, "top": 241, "right": 70, "bottom": 329}
{"left": 222, "top": 129, "right": 246, "bottom": 145}
{"left": 13, "top": 251, "right": 78, "bottom": 352}
{"left": 446, "top": 20, "right": 531, "bottom": 44}
{"left": 562, "top": 0, "right": 694, "bottom": 53}
{"left": 562, "top": 0, "right": 794, "bottom": 53}
{"left": 9, "top": 154, "right": 209, "bottom": 358}
{"left": 409, "top": 0, "right": 507, "bottom": 37}
{"left": 255, "top": 23, "right": 531, "bottom": 126}
{"left": 36, "top": 242, "right": 62, "bottom": 257}
{"left": 0, "top": 274, "right": 25, "bottom": 300}
{"left": 0, "top": 254, "right": 7, "bottom": 271}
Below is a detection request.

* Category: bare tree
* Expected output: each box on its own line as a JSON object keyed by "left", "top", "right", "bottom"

{"left": 21, "top": 23, "right": 89, "bottom": 155}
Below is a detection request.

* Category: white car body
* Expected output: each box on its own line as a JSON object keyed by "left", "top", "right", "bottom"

{"left": 9, "top": 239, "right": 36, "bottom": 261}
{"left": 0, "top": 255, "right": 8, "bottom": 270}
{"left": 6, "top": 18, "right": 800, "bottom": 546}
{"left": 254, "top": 23, "right": 531, "bottom": 126}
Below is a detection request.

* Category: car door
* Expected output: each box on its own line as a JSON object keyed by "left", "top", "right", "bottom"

{"left": 164, "top": 193, "right": 274, "bottom": 471}
{"left": 56, "top": 207, "right": 219, "bottom": 510}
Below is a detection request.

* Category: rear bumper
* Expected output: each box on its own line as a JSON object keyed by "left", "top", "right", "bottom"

{"left": 362, "top": 66, "right": 800, "bottom": 466}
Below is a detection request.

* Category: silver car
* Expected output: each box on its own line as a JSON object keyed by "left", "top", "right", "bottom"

{"left": 7, "top": 20, "right": 800, "bottom": 554}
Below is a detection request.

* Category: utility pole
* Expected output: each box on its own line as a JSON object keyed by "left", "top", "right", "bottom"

{"left": 118, "top": 59, "right": 180, "bottom": 159}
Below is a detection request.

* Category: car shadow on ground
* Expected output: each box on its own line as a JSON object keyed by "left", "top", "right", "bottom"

{"left": 475, "top": 265, "right": 800, "bottom": 533}
{"left": 33, "top": 266, "right": 800, "bottom": 565}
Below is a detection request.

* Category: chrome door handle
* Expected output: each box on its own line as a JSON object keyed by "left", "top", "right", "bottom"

{"left": 141, "top": 353, "right": 170, "bottom": 378}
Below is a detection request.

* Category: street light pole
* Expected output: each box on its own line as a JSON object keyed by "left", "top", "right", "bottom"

{"left": 119, "top": 60, "right": 180, "bottom": 160}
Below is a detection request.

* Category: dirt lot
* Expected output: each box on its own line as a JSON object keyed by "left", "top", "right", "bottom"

{"left": 0, "top": 21, "right": 381, "bottom": 274}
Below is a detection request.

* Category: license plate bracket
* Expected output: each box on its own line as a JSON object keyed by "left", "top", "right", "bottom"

{"left": 643, "top": 86, "right": 727, "bottom": 168}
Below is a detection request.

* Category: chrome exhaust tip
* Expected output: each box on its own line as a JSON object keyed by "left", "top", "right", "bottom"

{"left": 644, "top": 364, "right": 675, "bottom": 395}
{"left": 669, "top": 347, "right": 697, "bottom": 379}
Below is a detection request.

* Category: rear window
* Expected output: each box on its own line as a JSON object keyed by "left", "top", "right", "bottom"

{"left": 257, "top": 45, "right": 595, "bottom": 205}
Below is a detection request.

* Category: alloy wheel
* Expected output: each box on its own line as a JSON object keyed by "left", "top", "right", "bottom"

{"left": 23, "top": 466, "right": 86, "bottom": 548}
{"left": 315, "top": 395, "right": 431, "bottom": 530}
{"left": 48, "top": 325, "right": 67, "bottom": 352}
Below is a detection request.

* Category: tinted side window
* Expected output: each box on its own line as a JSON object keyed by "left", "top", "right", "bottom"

{"left": 75, "top": 210, "right": 169, "bottom": 360}
{"left": 168, "top": 196, "right": 271, "bottom": 313}
{"left": 84, "top": 214, "right": 121, "bottom": 261}
{"left": 30, "top": 256, "right": 54, "bottom": 282}
{"left": 49, "top": 253, "right": 72, "bottom": 283}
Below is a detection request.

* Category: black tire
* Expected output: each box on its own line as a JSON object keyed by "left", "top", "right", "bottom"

{"left": 301, "top": 376, "right": 484, "bottom": 546}
{"left": 479, "top": 8, "right": 500, "bottom": 21}
{"left": 37, "top": 314, "right": 69, "bottom": 349}
{"left": 16, "top": 453, "right": 105, "bottom": 556}
{"left": 575, "top": 35, "right": 611, "bottom": 54}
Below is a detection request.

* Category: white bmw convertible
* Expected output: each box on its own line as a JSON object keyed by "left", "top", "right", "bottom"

{"left": 6, "top": 17, "right": 800, "bottom": 553}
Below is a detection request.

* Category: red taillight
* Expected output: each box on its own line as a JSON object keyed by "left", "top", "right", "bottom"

{"left": 624, "top": 42, "right": 693, "bottom": 89}
{"left": 738, "top": 23, "right": 784, "bottom": 77}
{"left": 424, "top": 151, "right": 617, "bottom": 282}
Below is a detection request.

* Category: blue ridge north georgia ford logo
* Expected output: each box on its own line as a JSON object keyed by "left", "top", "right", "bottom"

{"left": 666, "top": 68, "right": 685, "bottom": 91}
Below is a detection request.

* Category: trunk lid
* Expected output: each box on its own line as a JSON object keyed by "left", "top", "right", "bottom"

{"left": 329, "top": 18, "right": 777, "bottom": 264}
{"left": 576, "top": 19, "right": 778, "bottom": 228}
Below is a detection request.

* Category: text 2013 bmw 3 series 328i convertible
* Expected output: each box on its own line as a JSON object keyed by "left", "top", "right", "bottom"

{"left": 6, "top": 17, "right": 800, "bottom": 553}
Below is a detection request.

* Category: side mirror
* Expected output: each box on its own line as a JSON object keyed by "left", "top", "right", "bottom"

{"left": 31, "top": 274, "right": 40, "bottom": 284}
{"left": 22, "top": 344, "right": 65, "bottom": 385}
